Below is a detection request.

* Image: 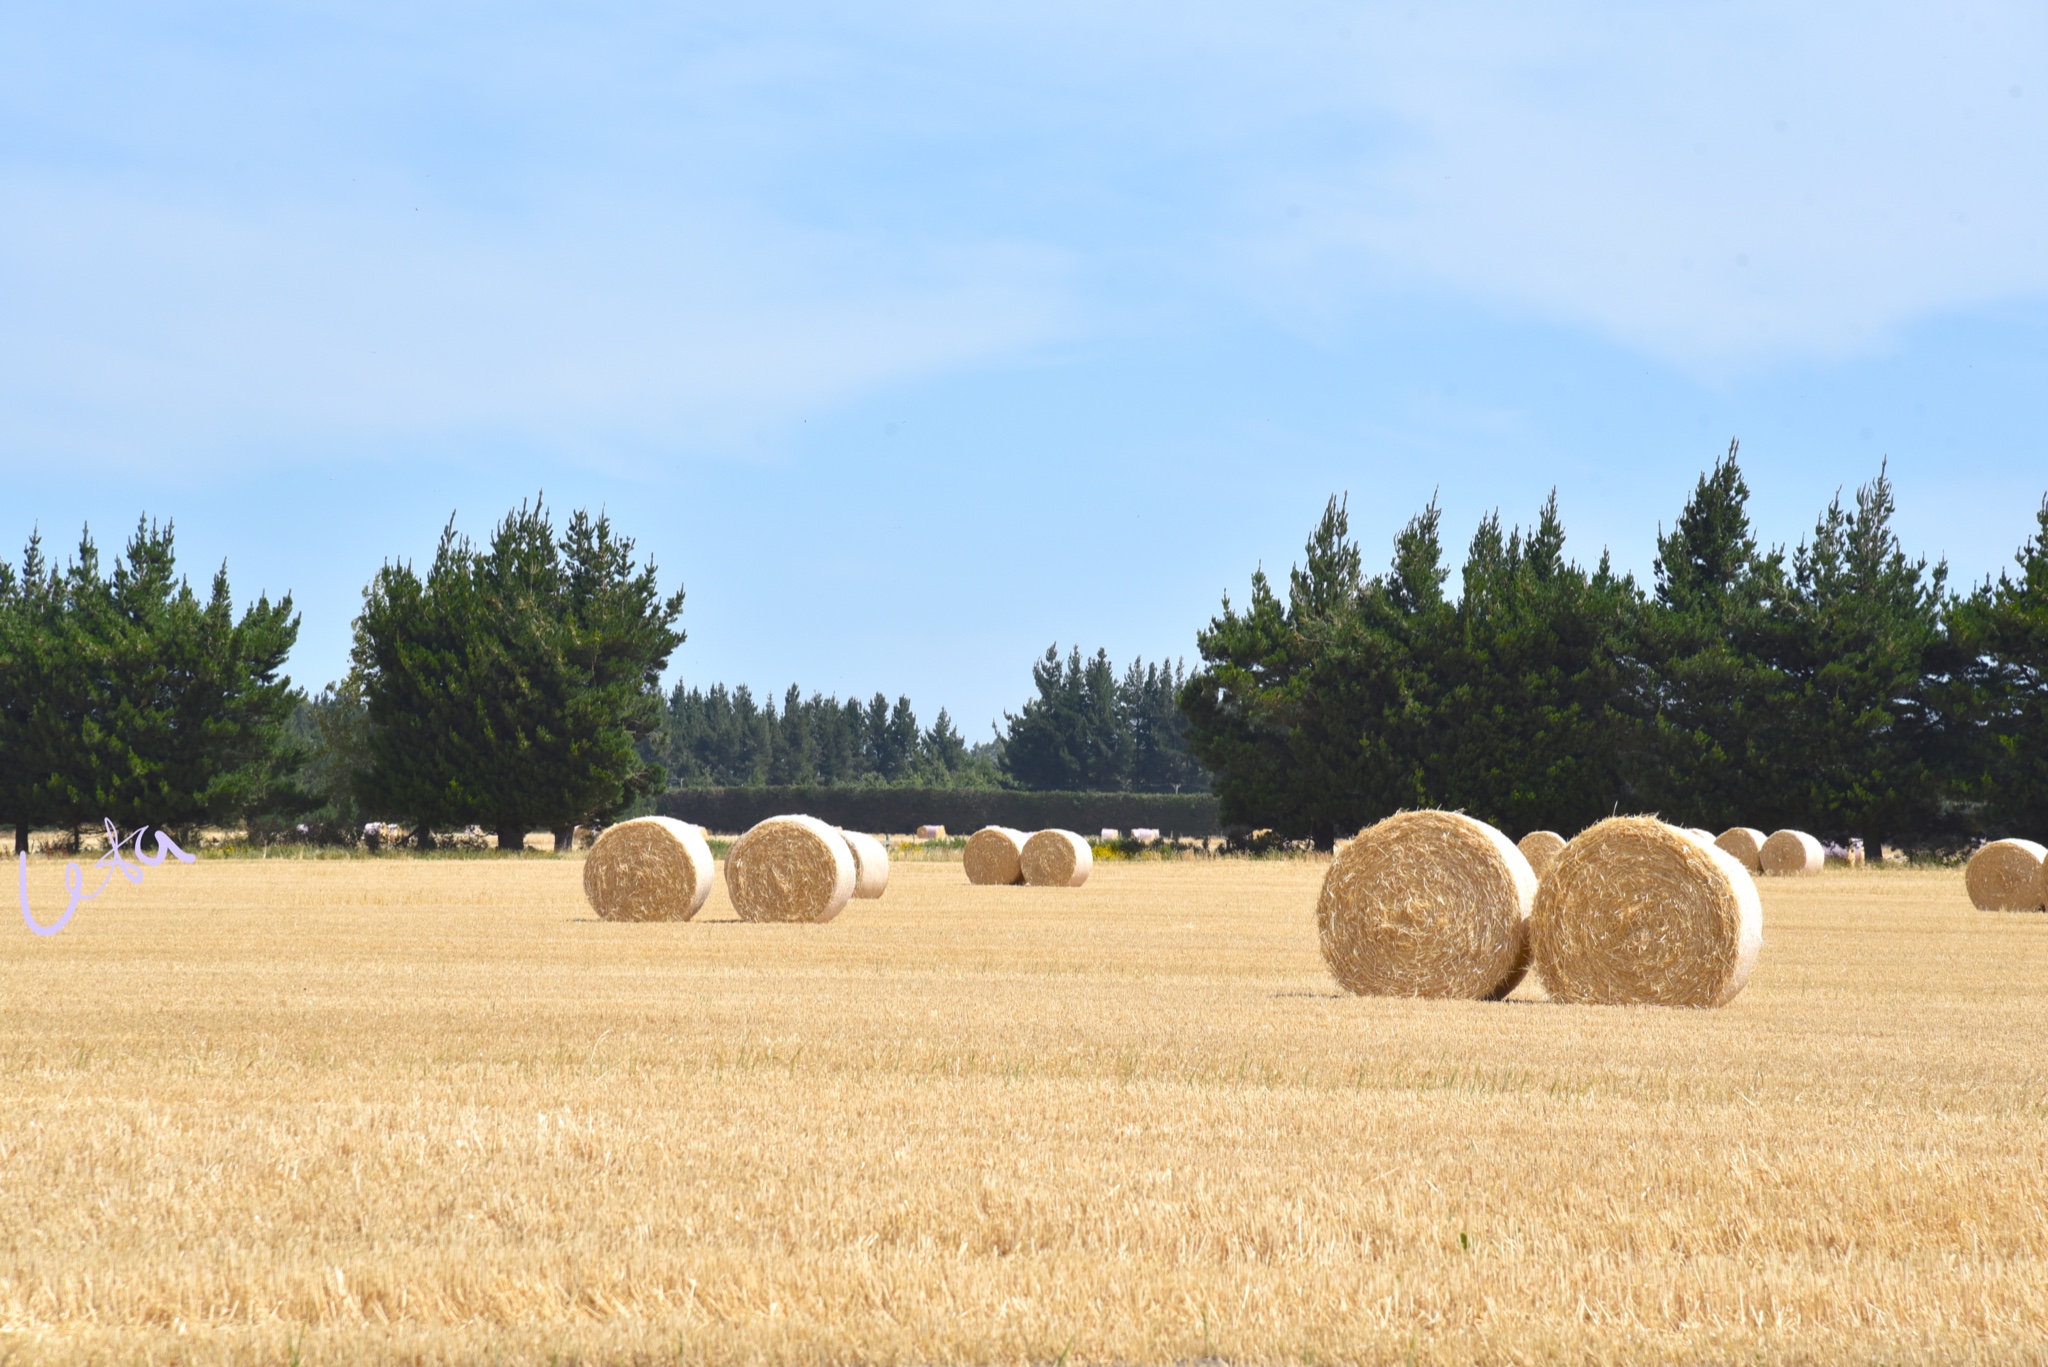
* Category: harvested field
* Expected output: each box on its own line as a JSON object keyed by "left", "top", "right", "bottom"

{"left": 2, "top": 857, "right": 2046, "bottom": 1364}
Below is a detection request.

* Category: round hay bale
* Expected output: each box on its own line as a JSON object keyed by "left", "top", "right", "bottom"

{"left": 1531, "top": 817, "right": 1762, "bottom": 1008}
{"left": 963, "top": 826, "right": 1028, "bottom": 885}
{"left": 726, "top": 814, "right": 856, "bottom": 923}
{"left": 1683, "top": 826, "right": 1716, "bottom": 845}
{"left": 1966, "top": 838, "right": 2047, "bottom": 911}
{"left": 1759, "top": 829, "right": 1825, "bottom": 876}
{"left": 838, "top": 828, "right": 890, "bottom": 900}
{"left": 1021, "top": 829, "right": 1092, "bottom": 887}
{"left": 1517, "top": 830, "right": 1567, "bottom": 880}
{"left": 1316, "top": 810, "right": 1536, "bottom": 1000}
{"left": 581, "top": 816, "right": 714, "bottom": 922}
{"left": 1714, "top": 827, "right": 1767, "bottom": 873}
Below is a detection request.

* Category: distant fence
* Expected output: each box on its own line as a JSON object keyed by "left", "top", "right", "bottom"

{"left": 655, "top": 787, "right": 1221, "bottom": 837}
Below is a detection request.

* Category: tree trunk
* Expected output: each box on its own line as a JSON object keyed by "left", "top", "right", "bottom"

{"left": 498, "top": 821, "right": 527, "bottom": 853}
{"left": 14, "top": 822, "right": 26, "bottom": 857}
{"left": 553, "top": 826, "right": 574, "bottom": 853}
{"left": 1863, "top": 831, "right": 1884, "bottom": 868}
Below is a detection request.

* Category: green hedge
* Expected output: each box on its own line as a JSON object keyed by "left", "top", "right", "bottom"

{"left": 655, "top": 787, "right": 1220, "bottom": 837}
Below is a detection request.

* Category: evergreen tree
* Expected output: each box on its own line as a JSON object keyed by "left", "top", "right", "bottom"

{"left": 1631, "top": 442, "right": 1790, "bottom": 828}
{"left": 1415, "top": 494, "right": 1643, "bottom": 835}
{"left": 0, "top": 521, "right": 301, "bottom": 846}
{"left": 1950, "top": 495, "right": 2048, "bottom": 833}
{"left": 352, "top": 500, "right": 684, "bottom": 849}
{"left": 1771, "top": 464, "right": 1949, "bottom": 852}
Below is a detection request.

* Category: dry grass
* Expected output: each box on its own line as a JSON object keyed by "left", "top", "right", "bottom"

{"left": 2, "top": 857, "right": 2046, "bottom": 1365}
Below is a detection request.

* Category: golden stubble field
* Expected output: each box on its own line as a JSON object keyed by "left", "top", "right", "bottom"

{"left": 1, "top": 853, "right": 2045, "bottom": 1365}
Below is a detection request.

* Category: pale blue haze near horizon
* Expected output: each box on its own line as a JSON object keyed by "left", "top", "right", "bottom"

{"left": 4, "top": 2, "right": 2045, "bottom": 736}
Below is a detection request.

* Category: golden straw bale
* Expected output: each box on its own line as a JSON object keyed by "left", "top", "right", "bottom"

{"left": 1517, "top": 831, "right": 1567, "bottom": 880}
{"left": 1316, "top": 810, "right": 1536, "bottom": 999}
{"left": 838, "top": 828, "right": 890, "bottom": 900}
{"left": 1965, "top": 838, "right": 2047, "bottom": 911}
{"left": 580, "top": 816, "right": 714, "bottom": 922}
{"left": 963, "top": 826, "right": 1028, "bottom": 885}
{"left": 1021, "top": 829, "right": 1092, "bottom": 887}
{"left": 1759, "top": 828, "right": 1825, "bottom": 876}
{"left": 725, "top": 815, "right": 856, "bottom": 923}
{"left": 1683, "top": 827, "right": 1716, "bottom": 845}
{"left": 1714, "top": 827, "right": 1767, "bottom": 873}
{"left": 1531, "top": 817, "right": 1762, "bottom": 1008}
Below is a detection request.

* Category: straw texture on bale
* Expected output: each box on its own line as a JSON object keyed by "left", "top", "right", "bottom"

{"left": 1760, "top": 828, "right": 1825, "bottom": 876}
{"left": 1683, "top": 827, "right": 1716, "bottom": 845}
{"left": 1531, "top": 817, "right": 1763, "bottom": 1008}
{"left": 1316, "top": 810, "right": 1536, "bottom": 1000}
{"left": 1517, "top": 831, "right": 1567, "bottom": 881}
{"left": 725, "top": 815, "right": 856, "bottom": 923}
{"left": 1965, "top": 838, "right": 2047, "bottom": 911}
{"left": 1021, "top": 828, "right": 1093, "bottom": 888}
{"left": 963, "top": 826, "right": 1028, "bottom": 885}
{"left": 1714, "top": 827, "right": 1768, "bottom": 873}
{"left": 837, "top": 828, "right": 891, "bottom": 900}
{"left": 581, "top": 816, "right": 715, "bottom": 922}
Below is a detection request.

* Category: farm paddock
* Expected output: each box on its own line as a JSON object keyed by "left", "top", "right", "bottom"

{"left": 1, "top": 858, "right": 2044, "bottom": 1365}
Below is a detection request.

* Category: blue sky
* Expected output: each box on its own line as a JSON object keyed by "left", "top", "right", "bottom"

{"left": 4, "top": 2, "right": 2045, "bottom": 735}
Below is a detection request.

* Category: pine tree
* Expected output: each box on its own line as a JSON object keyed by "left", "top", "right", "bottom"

{"left": 1944, "top": 494, "right": 2048, "bottom": 834}
{"left": 1773, "top": 463, "right": 1948, "bottom": 853}
{"left": 352, "top": 500, "right": 684, "bottom": 849}
{"left": 1633, "top": 442, "right": 1790, "bottom": 828}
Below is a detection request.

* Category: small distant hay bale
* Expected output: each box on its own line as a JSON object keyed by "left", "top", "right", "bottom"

{"left": 726, "top": 815, "right": 856, "bottom": 923}
{"left": 1316, "top": 810, "right": 1536, "bottom": 999}
{"left": 1531, "top": 817, "right": 1762, "bottom": 1008}
{"left": 1966, "top": 838, "right": 2047, "bottom": 911}
{"left": 839, "top": 828, "right": 890, "bottom": 899}
{"left": 582, "top": 816, "right": 715, "bottom": 922}
{"left": 963, "top": 826, "right": 1028, "bottom": 885}
{"left": 1517, "top": 830, "right": 1567, "bottom": 880}
{"left": 1022, "top": 829, "right": 1093, "bottom": 887}
{"left": 1714, "top": 827, "right": 1767, "bottom": 873}
{"left": 1760, "top": 829, "right": 1825, "bottom": 876}
{"left": 916, "top": 824, "right": 947, "bottom": 840}
{"left": 1100, "top": 827, "right": 1121, "bottom": 841}
{"left": 1132, "top": 827, "right": 1161, "bottom": 844}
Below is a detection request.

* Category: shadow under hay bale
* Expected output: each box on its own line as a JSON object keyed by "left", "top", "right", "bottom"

{"left": 1021, "top": 829, "right": 1092, "bottom": 887}
{"left": 1317, "top": 810, "right": 1535, "bottom": 1000}
{"left": 581, "top": 816, "right": 715, "bottom": 922}
{"left": 726, "top": 815, "right": 856, "bottom": 923}
{"left": 1531, "top": 816, "right": 1762, "bottom": 1008}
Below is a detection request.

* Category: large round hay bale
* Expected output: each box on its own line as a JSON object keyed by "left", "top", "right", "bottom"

{"left": 1531, "top": 817, "right": 1762, "bottom": 1008}
{"left": 1714, "top": 827, "right": 1767, "bottom": 873}
{"left": 1517, "top": 831, "right": 1567, "bottom": 881}
{"left": 1966, "top": 838, "right": 2047, "bottom": 911}
{"left": 1759, "top": 829, "right": 1824, "bottom": 876}
{"left": 1316, "top": 810, "right": 1536, "bottom": 999}
{"left": 838, "top": 828, "right": 890, "bottom": 899}
{"left": 963, "top": 826, "right": 1028, "bottom": 885}
{"left": 581, "top": 816, "right": 715, "bottom": 922}
{"left": 1021, "top": 829, "right": 1092, "bottom": 887}
{"left": 1683, "top": 826, "right": 1716, "bottom": 845}
{"left": 726, "top": 815, "right": 856, "bottom": 923}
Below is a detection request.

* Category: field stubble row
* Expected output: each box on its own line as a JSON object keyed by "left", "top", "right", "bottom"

{"left": 1, "top": 858, "right": 2045, "bottom": 1364}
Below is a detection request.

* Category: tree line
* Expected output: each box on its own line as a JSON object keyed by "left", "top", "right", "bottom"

{"left": 651, "top": 646, "right": 1210, "bottom": 794}
{"left": 1180, "top": 445, "right": 2048, "bottom": 852}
